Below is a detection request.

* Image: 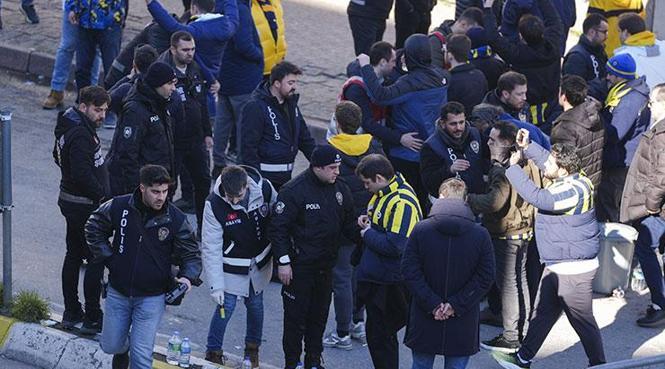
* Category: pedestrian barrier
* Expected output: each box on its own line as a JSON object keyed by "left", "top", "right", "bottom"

{"left": 594, "top": 355, "right": 665, "bottom": 369}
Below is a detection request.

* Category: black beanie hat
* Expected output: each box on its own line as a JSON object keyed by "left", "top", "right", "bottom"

{"left": 144, "top": 62, "right": 176, "bottom": 88}
{"left": 310, "top": 145, "right": 342, "bottom": 167}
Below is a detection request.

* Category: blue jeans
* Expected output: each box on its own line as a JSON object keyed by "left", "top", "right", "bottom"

{"left": 206, "top": 285, "right": 264, "bottom": 351}
{"left": 411, "top": 350, "right": 469, "bottom": 369}
{"left": 100, "top": 286, "right": 165, "bottom": 369}
{"left": 75, "top": 25, "right": 121, "bottom": 92}
{"left": 51, "top": 9, "right": 100, "bottom": 92}
{"left": 634, "top": 215, "right": 665, "bottom": 309}
{"left": 213, "top": 93, "right": 251, "bottom": 167}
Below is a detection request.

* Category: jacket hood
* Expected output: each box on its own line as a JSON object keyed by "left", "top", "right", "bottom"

{"left": 212, "top": 166, "right": 266, "bottom": 210}
{"left": 627, "top": 75, "right": 651, "bottom": 97}
{"left": 55, "top": 107, "right": 94, "bottom": 138}
{"left": 556, "top": 99, "right": 601, "bottom": 129}
{"left": 328, "top": 133, "right": 373, "bottom": 156}
{"left": 624, "top": 31, "right": 656, "bottom": 47}
{"left": 428, "top": 198, "right": 475, "bottom": 235}
{"left": 346, "top": 59, "right": 362, "bottom": 78}
{"left": 404, "top": 34, "right": 432, "bottom": 71}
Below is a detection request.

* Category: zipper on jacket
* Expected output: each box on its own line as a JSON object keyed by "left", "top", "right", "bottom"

{"left": 128, "top": 235, "right": 143, "bottom": 297}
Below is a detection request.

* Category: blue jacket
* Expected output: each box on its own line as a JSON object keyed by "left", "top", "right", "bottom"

{"left": 501, "top": 0, "right": 575, "bottom": 53}
{"left": 218, "top": 0, "right": 264, "bottom": 96}
{"left": 361, "top": 34, "right": 447, "bottom": 162}
{"left": 148, "top": 0, "right": 239, "bottom": 84}
{"left": 505, "top": 142, "right": 600, "bottom": 264}
{"left": 402, "top": 198, "right": 494, "bottom": 356}
{"left": 497, "top": 113, "right": 551, "bottom": 150}
{"left": 420, "top": 126, "right": 486, "bottom": 197}
{"left": 65, "top": 0, "right": 125, "bottom": 30}
{"left": 602, "top": 76, "right": 651, "bottom": 169}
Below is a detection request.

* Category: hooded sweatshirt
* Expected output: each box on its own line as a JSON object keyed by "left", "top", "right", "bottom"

{"left": 360, "top": 34, "right": 448, "bottom": 162}
{"left": 614, "top": 31, "right": 665, "bottom": 87}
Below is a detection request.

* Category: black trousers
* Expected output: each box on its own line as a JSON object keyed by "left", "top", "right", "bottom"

{"left": 348, "top": 14, "right": 387, "bottom": 56}
{"left": 519, "top": 268, "right": 606, "bottom": 366}
{"left": 174, "top": 142, "right": 211, "bottom": 232}
{"left": 58, "top": 199, "right": 104, "bottom": 319}
{"left": 493, "top": 238, "right": 530, "bottom": 341}
{"left": 394, "top": 3, "right": 432, "bottom": 49}
{"left": 282, "top": 268, "right": 333, "bottom": 369}
{"left": 357, "top": 282, "right": 409, "bottom": 369}
{"left": 596, "top": 167, "right": 628, "bottom": 223}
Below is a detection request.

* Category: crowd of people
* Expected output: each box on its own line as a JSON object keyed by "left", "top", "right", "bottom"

{"left": 47, "top": 0, "right": 665, "bottom": 368}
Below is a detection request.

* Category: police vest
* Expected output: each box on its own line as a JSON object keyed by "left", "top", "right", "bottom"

{"left": 427, "top": 127, "right": 485, "bottom": 194}
{"left": 207, "top": 181, "right": 273, "bottom": 275}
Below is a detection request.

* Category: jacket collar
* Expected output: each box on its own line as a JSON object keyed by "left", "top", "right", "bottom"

{"left": 624, "top": 31, "right": 656, "bottom": 47}
{"left": 328, "top": 133, "right": 372, "bottom": 156}
{"left": 213, "top": 166, "right": 267, "bottom": 212}
{"left": 128, "top": 188, "right": 172, "bottom": 228}
{"left": 376, "top": 174, "right": 406, "bottom": 198}
{"left": 429, "top": 198, "right": 475, "bottom": 220}
{"left": 449, "top": 62, "right": 476, "bottom": 74}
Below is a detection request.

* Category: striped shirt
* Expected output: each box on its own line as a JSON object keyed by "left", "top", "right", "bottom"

{"left": 367, "top": 174, "right": 422, "bottom": 238}
{"left": 540, "top": 173, "right": 594, "bottom": 216}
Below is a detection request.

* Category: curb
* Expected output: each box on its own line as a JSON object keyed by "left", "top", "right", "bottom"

{"left": 0, "top": 316, "right": 279, "bottom": 369}
{"left": 0, "top": 42, "right": 329, "bottom": 144}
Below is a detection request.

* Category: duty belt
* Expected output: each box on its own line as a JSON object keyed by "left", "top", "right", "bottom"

{"left": 58, "top": 190, "right": 95, "bottom": 205}
{"left": 260, "top": 163, "right": 294, "bottom": 172}
{"left": 498, "top": 231, "right": 534, "bottom": 241}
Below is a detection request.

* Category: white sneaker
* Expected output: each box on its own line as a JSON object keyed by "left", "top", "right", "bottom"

{"left": 322, "top": 333, "right": 352, "bottom": 350}
{"left": 350, "top": 322, "right": 366, "bottom": 340}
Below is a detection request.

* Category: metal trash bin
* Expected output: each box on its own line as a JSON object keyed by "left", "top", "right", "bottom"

{"left": 593, "top": 222, "right": 639, "bottom": 295}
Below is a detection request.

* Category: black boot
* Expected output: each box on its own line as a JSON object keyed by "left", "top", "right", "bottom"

{"left": 112, "top": 350, "right": 129, "bottom": 369}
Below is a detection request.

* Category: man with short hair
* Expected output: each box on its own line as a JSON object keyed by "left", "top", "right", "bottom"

{"left": 429, "top": 6, "right": 483, "bottom": 69}
{"left": 620, "top": 83, "right": 665, "bottom": 328}
{"left": 483, "top": 71, "right": 531, "bottom": 123}
{"left": 147, "top": 0, "right": 239, "bottom": 84}
{"left": 587, "top": 0, "right": 644, "bottom": 57}
{"left": 355, "top": 154, "right": 422, "bottom": 369}
{"left": 597, "top": 53, "right": 650, "bottom": 222}
{"left": 241, "top": 61, "right": 316, "bottom": 190}
{"left": 421, "top": 102, "right": 485, "bottom": 200}
{"left": 446, "top": 34, "right": 488, "bottom": 115}
{"left": 202, "top": 165, "right": 276, "bottom": 366}
{"left": 54, "top": 86, "right": 110, "bottom": 335}
{"left": 402, "top": 178, "right": 494, "bottom": 369}
{"left": 347, "top": 0, "right": 395, "bottom": 56}
{"left": 86, "top": 165, "right": 202, "bottom": 369}
{"left": 483, "top": 0, "right": 562, "bottom": 130}
{"left": 108, "top": 45, "right": 160, "bottom": 118}
{"left": 107, "top": 62, "right": 178, "bottom": 196}
{"left": 493, "top": 130, "right": 606, "bottom": 369}
{"left": 270, "top": 145, "right": 357, "bottom": 369}
{"left": 562, "top": 13, "right": 609, "bottom": 81}
{"left": 467, "top": 120, "right": 538, "bottom": 352}
{"left": 614, "top": 12, "right": 665, "bottom": 87}
{"left": 159, "top": 30, "right": 212, "bottom": 232}
{"left": 551, "top": 75, "right": 605, "bottom": 187}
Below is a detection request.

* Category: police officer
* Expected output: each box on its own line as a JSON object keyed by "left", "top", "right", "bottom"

{"left": 269, "top": 145, "right": 358, "bottom": 369}
{"left": 159, "top": 30, "right": 212, "bottom": 232}
{"left": 241, "top": 61, "right": 316, "bottom": 190}
{"left": 54, "top": 86, "right": 110, "bottom": 334}
{"left": 106, "top": 62, "right": 177, "bottom": 196}
{"left": 85, "top": 165, "right": 202, "bottom": 369}
{"left": 201, "top": 165, "right": 277, "bottom": 367}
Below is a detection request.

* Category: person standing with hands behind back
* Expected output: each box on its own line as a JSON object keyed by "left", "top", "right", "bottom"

{"left": 402, "top": 178, "right": 495, "bottom": 369}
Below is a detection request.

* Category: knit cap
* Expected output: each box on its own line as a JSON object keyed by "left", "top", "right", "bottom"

{"left": 310, "top": 145, "right": 342, "bottom": 167}
{"left": 144, "top": 62, "right": 177, "bottom": 88}
{"left": 606, "top": 53, "right": 637, "bottom": 80}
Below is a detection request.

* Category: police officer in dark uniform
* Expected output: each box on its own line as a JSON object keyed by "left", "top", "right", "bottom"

{"left": 106, "top": 61, "right": 177, "bottom": 196}
{"left": 269, "top": 145, "right": 359, "bottom": 369}
{"left": 159, "top": 30, "right": 212, "bottom": 232}
{"left": 241, "top": 61, "right": 316, "bottom": 190}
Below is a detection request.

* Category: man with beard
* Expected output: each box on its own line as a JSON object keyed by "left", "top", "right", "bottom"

{"left": 421, "top": 102, "right": 485, "bottom": 202}
{"left": 562, "top": 13, "right": 609, "bottom": 82}
{"left": 493, "top": 129, "right": 605, "bottom": 368}
{"left": 159, "top": 31, "right": 212, "bottom": 233}
{"left": 241, "top": 61, "right": 316, "bottom": 190}
{"left": 106, "top": 62, "right": 178, "bottom": 196}
{"left": 357, "top": 33, "right": 447, "bottom": 207}
{"left": 483, "top": 71, "right": 531, "bottom": 123}
{"left": 53, "top": 86, "right": 110, "bottom": 335}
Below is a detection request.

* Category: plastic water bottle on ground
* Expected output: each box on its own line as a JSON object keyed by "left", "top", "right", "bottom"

{"left": 242, "top": 356, "right": 252, "bottom": 369}
{"left": 179, "top": 337, "right": 191, "bottom": 368}
{"left": 632, "top": 264, "right": 647, "bottom": 292}
{"left": 295, "top": 361, "right": 304, "bottom": 369}
{"left": 166, "top": 331, "right": 182, "bottom": 365}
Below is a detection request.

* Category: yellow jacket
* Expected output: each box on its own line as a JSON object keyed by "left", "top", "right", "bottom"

{"left": 251, "top": 0, "right": 287, "bottom": 76}
{"left": 588, "top": 0, "right": 644, "bottom": 57}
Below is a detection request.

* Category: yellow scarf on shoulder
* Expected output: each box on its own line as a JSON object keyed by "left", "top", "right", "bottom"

{"left": 624, "top": 31, "right": 656, "bottom": 47}
{"left": 605, "top": 81, "right": 632, "bottom": 109}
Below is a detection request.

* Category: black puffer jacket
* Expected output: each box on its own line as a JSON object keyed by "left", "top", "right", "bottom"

{"left": 550, "top": 99, "right": 605, "bottom": 188}
{"left": 347, "top": 0, "right": 394, "bottom": 19}
{"left": 448, "top": 63, "right": 488, "bottom": 116}
{"left": 106, "top": 80, "right": 175, "bottom": 196}
{"left": 53, "top": 107, "right": 109, "bottom": 203}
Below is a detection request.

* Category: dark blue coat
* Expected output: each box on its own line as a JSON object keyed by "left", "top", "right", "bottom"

{"left": 501, "top": 0, "right": 575, "bottom": 54}
{"left": 401, "top": 198, "right": 494, "bottom": 355}
{"left": 218, "top": 0, "right": 264, "bottom": 96}
{"left": 148, "top": 0, "right": 239, "bottom": 83}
